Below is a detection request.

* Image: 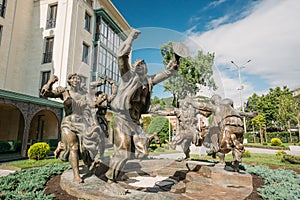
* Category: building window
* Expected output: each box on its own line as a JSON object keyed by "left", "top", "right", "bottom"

{"left": 40, "top": 71, "right": 51, "bottom": 97}
{"left": 82, "top": 43, "right": 89, "bottom": 64}
{"left": 0, "top": 25, "right": 3, "bottom": 46}
{"left": 93, "top": 15, "right": 123, "bottom": 94}
{"left": 43, "top": 37, "right": 54, "bottom": 63}
{"left": 84, "top": 12, "right": 91, "bottom": 32}
{"left": 46, "top": 4, "right": 58, "bottom": 29}
{"left": 0, "top": 0, "right": 6, "bottom": 18}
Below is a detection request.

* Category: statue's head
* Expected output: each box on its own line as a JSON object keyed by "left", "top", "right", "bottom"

{"left": 133, "top": 59, "right": 148, "bottom": 76}
{"left": 96, "top": 91, "right": 107, "bottom": 103}
{"left": 222, "top": 98, "right": 234, "bottom": 107}
{"left": 67, "top": 73, "right": 81, "bottom": 88}
{"left": 210, "top": 94, "right": 222, "bottom": 105}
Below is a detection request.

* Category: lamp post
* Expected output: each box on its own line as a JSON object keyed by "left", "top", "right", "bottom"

{"left": 231, "top": 60, "right": 251, "bottom": 133}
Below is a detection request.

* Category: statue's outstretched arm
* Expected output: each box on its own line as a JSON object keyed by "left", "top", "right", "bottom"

{"left": 152, "top": 60, "right": 178, "bottom": 85}
{"left": 117, "top": 29, "right": 141, "bottom": 77}
{"left": 40, "top": 75, "right": 64, "bottom": 99}
{"left": 237, "top": 110, "right": 258, "bottom": 118}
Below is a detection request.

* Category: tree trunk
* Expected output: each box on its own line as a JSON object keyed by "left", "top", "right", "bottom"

{"left": 252, "top": 125, "right": 256, "bottom": 143}
{"left": 259, "top": 125, "right": 264, "bottom": 144}
{"left": 298, "top": 120, "right": 300, "bottom": 143}
{"left": 288, "top": 120, "right": 292, "bottom": 143}
{"left": 264, "top": 125, "right": 268, "bottom": 143}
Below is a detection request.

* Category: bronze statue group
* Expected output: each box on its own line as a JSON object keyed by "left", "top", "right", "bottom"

{"left": 41, "top": 29, "right": 257, "bottom": 190}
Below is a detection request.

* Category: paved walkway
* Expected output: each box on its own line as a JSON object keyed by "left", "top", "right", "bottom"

{"left": 151, "top": 144, "right": 300, "bottom": 160}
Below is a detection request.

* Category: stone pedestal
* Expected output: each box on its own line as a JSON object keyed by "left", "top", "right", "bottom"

{"left": 60, "top": 158, "right": 253, "bottom": 200}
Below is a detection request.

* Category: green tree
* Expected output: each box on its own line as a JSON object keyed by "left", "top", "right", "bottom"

{"left": 290, "top": 98, "right": 300, "bottom": 142}
{"left": 246, "top": 86, "right": 292, "bottom": 129}
{"left": 252, "top": 114, "right": 266, "bottom": 144}
{"left": 148, "top": 116, "right": 171, "bottom": 144}
{"left": 161, "top": 42, "right": 217, "bottom": 107}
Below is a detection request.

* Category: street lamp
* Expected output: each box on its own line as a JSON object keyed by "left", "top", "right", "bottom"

{"left": 230, "top": 60, "right": 251, "bottom": 133}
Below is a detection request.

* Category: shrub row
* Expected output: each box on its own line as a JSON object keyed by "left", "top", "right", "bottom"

{"left": 244, "top": 132, "right": 299, "bottom": 143}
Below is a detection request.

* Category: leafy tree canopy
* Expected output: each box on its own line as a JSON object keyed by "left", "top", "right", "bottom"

{"left": 161, "top": 42, "right": 217, "bottom": 107}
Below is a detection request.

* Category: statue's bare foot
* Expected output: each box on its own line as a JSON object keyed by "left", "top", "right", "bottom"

{"left": 73, "top": 176, "right": 83, "bottom": 183}
{"left": 165, "top": 140, "right": 175, "bottom": 150}
{"left": 104, "top": 181, "right": 128, "bottom": 196}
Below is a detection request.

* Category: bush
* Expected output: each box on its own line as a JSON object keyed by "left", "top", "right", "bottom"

{"left": 271, "top": 138, "right": 283, "bottom": 146}
{"left": 242, "top": 149, "right": 251, "bottom": 158}
{"left": 0, "top": 141, "right": 12, "bottom": 153}
{"left": 282, "top": 154, "right": 300, "bottom": 164}
{"left": 267, "top": 132, "right": 299, "bottom": 143}
{"left": 27, "top": 142, "right": 50, "bottom": 160}
{"left": 276, "top": 150, "right": 287, "bottom": 157}
{"left": 148, "top": 116, "right": 171, "bottom": 144}
{"left": 263, "top": 142, "right": 268, "bottom": 146}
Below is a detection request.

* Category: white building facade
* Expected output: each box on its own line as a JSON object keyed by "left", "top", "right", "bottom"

{"left": 0, "top": 0, "right": 131, "bottom": 158}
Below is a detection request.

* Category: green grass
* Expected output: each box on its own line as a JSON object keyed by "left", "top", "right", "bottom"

{"left": 1, "top": 157, "right": 64, "bottom": 169}
{"left": 244, "top": 143, "right": 290, "bottom": 149}
{"left": 190, "top": 153, "right": 300, "bottom": 171}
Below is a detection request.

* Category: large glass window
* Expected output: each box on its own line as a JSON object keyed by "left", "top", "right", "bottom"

{"left": 93, "top": 14, "right": 124, "bottom": 94}
{"left": 46, "top": 4, "right": 57, "bottom": 29}
{"left": 82, "top": 43, "right": 89, "bottom": 64}
{"left": 84, "top": 12, "right": 91, "bottom": 32}
{"left": 0, "top": 0, "right": 6, "bottom": 18}
{"left": 43, "top": 37, "right": 54, "bottom": 63}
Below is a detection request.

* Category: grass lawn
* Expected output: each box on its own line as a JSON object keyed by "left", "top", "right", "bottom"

{"left": 190, "top": 153, "right": 300, "bottom": 172}
{"left": 244, "top": 143, "right": 292, "bottom": 149}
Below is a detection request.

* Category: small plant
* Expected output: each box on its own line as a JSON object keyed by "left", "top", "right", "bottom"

{"left": 276, "top": 150, "right": 287, "bottom": 157}
{"left": 242, "top": 149, "right": 251, "bottom": 158}
{"left": 271, "top": 138, "right": 282, "bottom": 146}
{"left": 27, "top": 142, "right": 50, "bottom": 160}
{"left": 244, "top": 164, "right": 300, "bottom": 200}
{"left": 262, "top": 142, "right": 268, "bottom": 146}
{"left": 282, "top": 154, "right": 300, "bottom": 164}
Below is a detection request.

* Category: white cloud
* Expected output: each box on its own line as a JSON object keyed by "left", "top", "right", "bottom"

{"left": 203, "top": 0, "right": 227, "bottom": 11}
{"left": 185, "top": 0, "right": 300, "bottom": 107}
{"left": 206, "top": 15, "right": 229, "bottom": 30}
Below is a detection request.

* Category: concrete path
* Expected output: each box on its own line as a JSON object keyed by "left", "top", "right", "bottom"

{"left": 151, "top": 144, "right": 300, "bottom": 160}
{"left": 0, "top": 169, "right": 16, "bottom": 177}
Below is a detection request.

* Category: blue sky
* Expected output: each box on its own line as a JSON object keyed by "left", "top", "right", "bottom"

{"left": 111, "top": 0, "right": 300, "bottom": 107}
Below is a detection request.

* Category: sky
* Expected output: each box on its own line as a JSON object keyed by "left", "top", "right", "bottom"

{"left": 111, "top": 0, "right": 300, "bottom": 108}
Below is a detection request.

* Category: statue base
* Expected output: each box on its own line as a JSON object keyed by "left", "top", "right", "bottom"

{"left": 60, "top": 158, "right": 253, "bottom": 199}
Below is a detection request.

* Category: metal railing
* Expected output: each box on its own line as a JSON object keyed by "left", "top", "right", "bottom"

{"left": 43, "top": 52, "right": 53, "bottom": 63}
{"left": 0, "top": 4, "right": 6, "bottom": 18}
{"left": 46, "top": 18, "right": 56, "bottom": 29}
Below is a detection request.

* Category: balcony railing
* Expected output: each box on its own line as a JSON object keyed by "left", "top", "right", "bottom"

{"left": 46, "top": 19, "right": 56, "bottom": 29}
{"left": 43, "top": 52, "right": 53, "bottom": 63}
{"left": 0, "top": 4, "right": 6, "bottom": 18}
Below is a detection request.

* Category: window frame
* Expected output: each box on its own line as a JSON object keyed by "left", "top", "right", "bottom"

{"left": 43, "top": 37, "right": 54, "bottom": 64}
{"left": 40, "top": 71, "right": 51, "bottom": 97}
{"left": 0, "top": 0, "right": 6, "bottom": 18}
{"left": 84, "top": 11, "right": 91, "bottom": 32}
{"left": 46, "top": 4, "right": 58, "bottom": 29}
{"left": 82, "top": 42, "right": 90, "bottom": 64}
{"left": 0, "top": 25, "right": 3, "bottom": 46}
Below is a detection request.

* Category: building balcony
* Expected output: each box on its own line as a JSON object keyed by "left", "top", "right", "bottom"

{"left": 43, "top": 52, "right": 53, "bottom": 63}
{"left": 0, "top": 4, "right": 6, "bottom": 18}
{"left": 46, "top": 19, "right": 56, "bottom": 29}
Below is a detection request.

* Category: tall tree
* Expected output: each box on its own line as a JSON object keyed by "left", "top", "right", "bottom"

{"left": 161, "top": 42, "right": 217, "bottom": 107}
{"left": 246, "top": 86, "right": 292, "bottom": 129}
{"left": 252, "top": 114, "right": 266, "bottom": 144}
